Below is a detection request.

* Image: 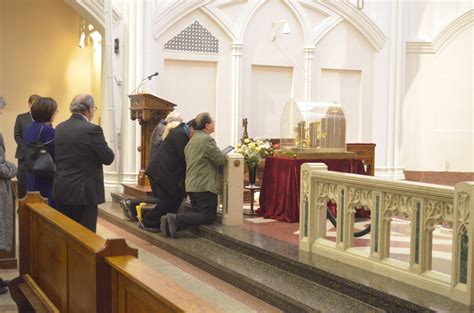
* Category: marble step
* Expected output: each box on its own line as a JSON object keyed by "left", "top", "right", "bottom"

{"left": 98, "top": 205, "right": 427, "bottom": 312}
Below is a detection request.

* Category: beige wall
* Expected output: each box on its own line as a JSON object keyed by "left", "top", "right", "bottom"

{"left": 0, "top": 0, "right": 101, "bottom": 162}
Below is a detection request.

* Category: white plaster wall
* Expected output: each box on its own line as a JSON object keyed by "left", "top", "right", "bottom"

{"left": 403, "top": 24, "right": 473, "bottom": 172}
{"left": 314, "top": 21, "right": 376, "bottom": 143}
{"left": 241, "top": 0, "right": 306, "bottom": 139}
{"left": 153, "top": 9, "right": 233, "bottom": 148}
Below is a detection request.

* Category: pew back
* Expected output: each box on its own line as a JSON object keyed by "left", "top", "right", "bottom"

{"left": 106, "top": 256, "right": 220, "bottom": 313}
{"left": 19, "top": 193, "right": 138, "bottom": 313}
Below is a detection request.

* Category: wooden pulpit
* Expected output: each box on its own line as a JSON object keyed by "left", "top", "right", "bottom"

{"left": 129, "top": 93, "right": 176, "bottom": 187}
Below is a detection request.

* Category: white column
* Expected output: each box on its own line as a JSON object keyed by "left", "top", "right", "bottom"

{"left": 119, "top": 0, "right": 144, "bottom": 185}
{"left": 230, "top": 42, "right": 243, "bottom": 145}
{"left": 101, "top": 0, "right": 119, "bottom": 198}
{"left": 386, "top": 0, "right": 405, "bottom": 180}
{"left": 303, "top": 46, "right": 315, "bottom": 101}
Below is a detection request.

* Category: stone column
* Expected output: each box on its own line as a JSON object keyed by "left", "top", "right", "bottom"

{"left": 303, "top": 46, "right": 315, "bottom": 101}
{"left": 230, "top": 42, "right": 243, "bottom": 144}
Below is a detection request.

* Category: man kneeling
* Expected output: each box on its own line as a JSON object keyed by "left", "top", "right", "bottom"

{"left": 161, "top": 113, "right": 225, "bottom": 238}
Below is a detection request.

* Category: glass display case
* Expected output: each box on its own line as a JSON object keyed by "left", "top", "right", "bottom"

{"left": 278, "top": 99, "right": 346, "bottom": 154}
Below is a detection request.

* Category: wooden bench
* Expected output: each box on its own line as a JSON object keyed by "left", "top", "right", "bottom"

{"left": 107, "top": 256, "right": 220, "bottom": 313}
{"left": 9, "top": 274, "right": 59, "bottom": 313}
{"left": 19, "top": 192, "right": 138, "bottom": 312}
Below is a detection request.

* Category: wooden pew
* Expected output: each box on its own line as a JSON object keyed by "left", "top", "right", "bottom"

{"left": 19, "top": 193, "right": 138, "bottom": 313}
{"left": 9, "top": 274, "right": 59, "bottom": 313}
{"left": 106, "top": 256, "right": 220, "bottom": 313}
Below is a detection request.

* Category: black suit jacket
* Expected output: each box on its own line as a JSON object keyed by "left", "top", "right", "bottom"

{"left": 145, "top": 123, "right": 189, "bottom": 195}
{"left": 53, "top": 114, "right": 115, "bottom": 206}
{"left": 14, "top": 112, "right": 33, "bottom": 160}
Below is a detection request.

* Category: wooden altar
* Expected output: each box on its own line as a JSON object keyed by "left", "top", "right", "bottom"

{"left": 125, "top": 93, "right": 176, "bottom": 195}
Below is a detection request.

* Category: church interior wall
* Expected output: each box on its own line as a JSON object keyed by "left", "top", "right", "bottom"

{"left": 403, "top": 23, "right": 473, "bottom": 172}
{"left": 0, "top": 0, "right": 101, "bottom": 162}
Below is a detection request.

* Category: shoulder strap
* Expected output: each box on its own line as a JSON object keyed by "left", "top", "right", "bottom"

{"left": 36, "top": 125, "right": 44, "bottom": 143}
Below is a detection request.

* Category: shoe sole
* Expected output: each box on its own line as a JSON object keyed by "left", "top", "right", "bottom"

{"left": 167, "top": 216, "right": 178, "bottom": 239}
{"left": 160, "top": 216, "right": 170, "bottom": 237}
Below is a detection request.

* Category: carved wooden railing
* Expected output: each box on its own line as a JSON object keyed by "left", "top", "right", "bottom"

{"left": 299, "top": 163, "right": 474, "bottom": 305}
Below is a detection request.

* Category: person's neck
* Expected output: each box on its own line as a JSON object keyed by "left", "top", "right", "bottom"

{"left": 75, "top": 113, "right": 90, "bottom": 121}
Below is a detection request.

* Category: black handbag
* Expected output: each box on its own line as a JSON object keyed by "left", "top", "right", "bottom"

{"left": 24, "top": 126, "right": 56, "bottom": 178}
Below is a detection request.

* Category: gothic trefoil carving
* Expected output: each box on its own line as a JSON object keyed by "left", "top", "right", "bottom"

{"left": 164, "top": 21, "right": 219, "bottom": 53}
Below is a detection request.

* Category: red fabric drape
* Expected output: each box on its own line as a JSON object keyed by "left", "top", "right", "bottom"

{"left": 257, "top": 156, "right": 368, "bottom": 223}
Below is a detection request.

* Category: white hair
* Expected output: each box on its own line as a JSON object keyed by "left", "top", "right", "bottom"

{"left": 70, "top": 94, "right": 94, "bottom": 114}
{"left": 165, "top": 111, "right": 183, "bottom": 123}
{"left": 0, "top": 96, "right": 6, "bottom": 109}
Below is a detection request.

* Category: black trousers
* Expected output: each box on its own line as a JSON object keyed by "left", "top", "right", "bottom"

{"left": 56, "top": 204, "right": 98, "bottom": 233}
{"left": 17, "top": 160, "right": 27, "bottom": 199}
{"left": 128, "top": 177, "right": 160, "bottom": 212}
{"left": 142, "top": 181, "right": 184, "bottom": 228}
{"left": 176, "top": 192, "right": 217, "bottom": 231}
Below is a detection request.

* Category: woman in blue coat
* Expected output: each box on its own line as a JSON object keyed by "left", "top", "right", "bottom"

{"left": 24, "top": 97, "right": 58, "bottom": 207}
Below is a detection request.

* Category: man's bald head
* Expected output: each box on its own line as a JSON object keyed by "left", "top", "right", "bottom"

{"left": 70, "top": 94, "right": 95, "bottom": 114}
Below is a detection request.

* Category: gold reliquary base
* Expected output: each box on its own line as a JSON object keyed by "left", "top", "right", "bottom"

{"left": 274, "top": 148, "right": 355, "bottom": 160}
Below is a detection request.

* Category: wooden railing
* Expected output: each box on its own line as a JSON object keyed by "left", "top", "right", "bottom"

{"left": 107, "top": 256, "right": 219, "bottom": 313}
{"left": 18, "top": 193, "right": 220, "bottom": 312}
{"left": 299, "top": 163, "right": 474, "bottom": 305}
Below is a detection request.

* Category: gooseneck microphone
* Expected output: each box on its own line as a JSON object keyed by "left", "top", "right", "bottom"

{"left": 132, "top": 72, "right": 159, "bottom": 94}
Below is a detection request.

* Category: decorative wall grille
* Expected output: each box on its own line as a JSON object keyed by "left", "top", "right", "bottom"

{"left": 164, "top": 21, "right": 219, "bottom": 53}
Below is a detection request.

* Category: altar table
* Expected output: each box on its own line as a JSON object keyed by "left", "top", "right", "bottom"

{"left": 257, "top": 156, "right": 368, "bottom": 223}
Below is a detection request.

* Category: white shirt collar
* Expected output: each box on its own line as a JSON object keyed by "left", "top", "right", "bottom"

{"left": 74, "top": 113, "right": 90, "bottom": 122}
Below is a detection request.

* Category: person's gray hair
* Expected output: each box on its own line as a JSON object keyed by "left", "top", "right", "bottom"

{"left": 165, "top": 111, "right": 183, "bottom": 123}
{"left": 0, "top": 96, "right": 6, "bottom": 109}
{"left": 70, "top": 94, "right": 95, "bottom": 114}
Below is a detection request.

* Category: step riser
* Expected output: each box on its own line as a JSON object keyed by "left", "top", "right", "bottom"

{"left": 98, "top": 210, "right": 316, "bottom": 313}
{"left": 196, "top": 227, "right": 424, "bottom": 313}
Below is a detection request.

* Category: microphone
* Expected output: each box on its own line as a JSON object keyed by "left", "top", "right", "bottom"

{"left": 146, "top": 72, "right": 159, "bottom": 80}
{"left": 132, "top": 72, "right": 159, "bottom": 94}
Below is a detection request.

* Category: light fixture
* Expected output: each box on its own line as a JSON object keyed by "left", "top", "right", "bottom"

{"left": 79, "top": 31, "right": 86, "bottom": 48}
{"left": 272, "top": 20, "right": 291, "bottom": 41}
{"left": 90, "top": 31, "right": 102, "bottom": 50}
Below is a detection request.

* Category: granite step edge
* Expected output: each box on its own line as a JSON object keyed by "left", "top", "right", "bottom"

{"left": 197, "top": 225, "right": 429, "bottom": 313}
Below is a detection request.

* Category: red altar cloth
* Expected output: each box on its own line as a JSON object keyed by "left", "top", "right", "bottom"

{"left": 257, "top": 156, "right": 368, "bottom": 223}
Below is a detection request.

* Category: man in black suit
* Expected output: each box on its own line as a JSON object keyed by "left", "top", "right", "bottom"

{"left": 14, "top": 94, "right": 39, "bottom": 198}
{"left": 53, "top": 94, "right": 114, "bottom": 232}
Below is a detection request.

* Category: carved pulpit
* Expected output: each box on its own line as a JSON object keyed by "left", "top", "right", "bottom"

{"left": 129, "top": 93, "right": 176, "bottom": 187}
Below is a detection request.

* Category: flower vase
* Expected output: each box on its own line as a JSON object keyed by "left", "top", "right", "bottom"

{"left": 248, "top": 165, "right": 257, "bottom": 186}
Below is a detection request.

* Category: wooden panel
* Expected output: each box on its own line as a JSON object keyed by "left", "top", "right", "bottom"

{"left": 107, "top": 256, "right": 220, "bottom": 313}
{"left": 9, "top": 274, "right": 59, "bottom": 313}
{"left": 346, "top": 143, "right": 376, "bottom": 176}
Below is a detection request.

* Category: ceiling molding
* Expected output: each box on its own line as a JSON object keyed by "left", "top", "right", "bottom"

{"left": 406, "top": 9, "right": 473, "bottom": 54}
{"left": 64, "top": 0, "right": 122, "bottom": 32}
{"left": 315, "top": 0, "right": 387, "bottom": 52}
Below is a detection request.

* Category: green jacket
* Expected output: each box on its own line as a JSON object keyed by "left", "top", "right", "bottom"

{"left": 185, "top": 130, "right": 225, "bottom": 194}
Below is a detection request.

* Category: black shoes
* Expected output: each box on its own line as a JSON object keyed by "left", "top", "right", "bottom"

{"left": 0, "top": 279, "right": 8, "bottom": 295}
{"left": 160, "top": 215, "right": 170, "bottom": 237}
{"left": 120, "top": 200, "right": 138, "bottom": 222}
{"left": 0, "top": 278, "right": 9, "bottom": 289}
{"left": 165, "top": 214, "right": 178, "bottom": 239}
{"left": 138, "top": 222, "right": 160, "bottom": 233}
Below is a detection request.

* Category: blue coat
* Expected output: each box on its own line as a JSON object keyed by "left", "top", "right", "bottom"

{"left": 24, "top": 121, "right": 55, "bottom": 207}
